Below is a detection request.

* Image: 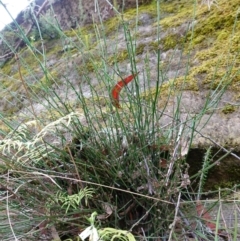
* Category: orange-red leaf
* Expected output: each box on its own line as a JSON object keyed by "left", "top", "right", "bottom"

{"left": 111, "top": 73, "right": 138, "bottom": 108}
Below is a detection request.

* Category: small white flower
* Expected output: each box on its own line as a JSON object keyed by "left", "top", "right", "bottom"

{"left": 79, "top": 212, "right": 102, "bottom": 241}
{"left": 79, "top": 226, "right": 100, "bottom": 241}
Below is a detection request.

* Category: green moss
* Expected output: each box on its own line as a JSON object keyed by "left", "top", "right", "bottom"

{"left": 64, "top": 29, "right": 77, "bottom": 38}
{"left": 46, "top": 42, "right": 63, "bottom": 56}
{"left": 161, "top": 34, "right": 182, "bottom": 51}
{"left": 169, "top": 0, "right": 238, "bottom": 64}
{"left": 31, "top": 70, "right": 60, "bottom": 92}
{"left": 108, "top": 49, "right": 129, "bottom": 65}
{"left": 65, "top": 24, "right": 93, "bottom": 38}
{"left": 141, "top": 74, "right": 199, "bottom": 107}
{"left": 189, "top": 35, "right": 206, "bottom": 46}
{"left": 102, "top": 16, "right": 121, "bottom": 36}
{"left": 195, "top": 49, "right": 219, "bottom": 61}
{"left": 1, "top": 62, "right": 13, "bottom": 75}
{"left": 216, "top": 30, "right": 230, "bottom": 41}
{"left": 74, "top": 54, "right": 104, "bottom": 74}
{"left": 161, "top": 35, "right": 177, "bottom": 50}
{"left": 221, "top": 104, "right": 236, "bottom": 114}
{"left": 177, "top": 76, "right": 199, "bottom": 91}
{"left": 64, "top": 26, "right": 94, "bottom": 53}
{"left": 157, "top": 0, "right": 193, "bottom": 28}
{"left": 2, "top": 77, "right": 22, "bottom": 91}
{"left": 135, "top": 43, "right": 146, "bottom": 55}
{"left": 122, "top": 1, "right": 158, "bottom": 20}
{"left": 103, "top": 0, "right": 157, "bottom": 36}
{"left": 1, "top": 66, "right": 30, "bottom": 93}
{"left": 107, "top": 43, "right": 146, "bottom": 65}
{"left": 148, "top": 41, "right": 159, "bottom": 50}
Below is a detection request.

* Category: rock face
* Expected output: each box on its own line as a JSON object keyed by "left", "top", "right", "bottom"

{"left": 12, "top": 0, "right": 151, "bottom": 31}
{"left": 0, "top": 0, "right": 150, "bottom": 60}
{"left": 48, "top": 0, "right": 151, "bottom": 29}
{"left": 42, "top": 0, "right": 116, "bottom": 29}
{"left": 1, "top": 0, "right": 240, "bottom": 152}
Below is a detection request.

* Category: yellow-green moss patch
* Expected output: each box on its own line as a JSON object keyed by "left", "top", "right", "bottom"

{"left": 221, "top": 104, "right": 236, "bottom": 114}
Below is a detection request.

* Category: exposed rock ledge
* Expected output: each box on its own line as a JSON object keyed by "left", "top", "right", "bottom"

{"left": 158, "top": 90, "right": 240, "bottom": 151}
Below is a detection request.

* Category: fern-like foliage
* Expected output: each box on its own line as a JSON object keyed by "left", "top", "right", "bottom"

{"left": 55, "top": 187, "right": 94, "bottom": 213}
{"left": 0, "top": 112, "right": 84, "bottom": 163}
{"left": 197, "top": 146, "right": 212, "bottom": 200}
